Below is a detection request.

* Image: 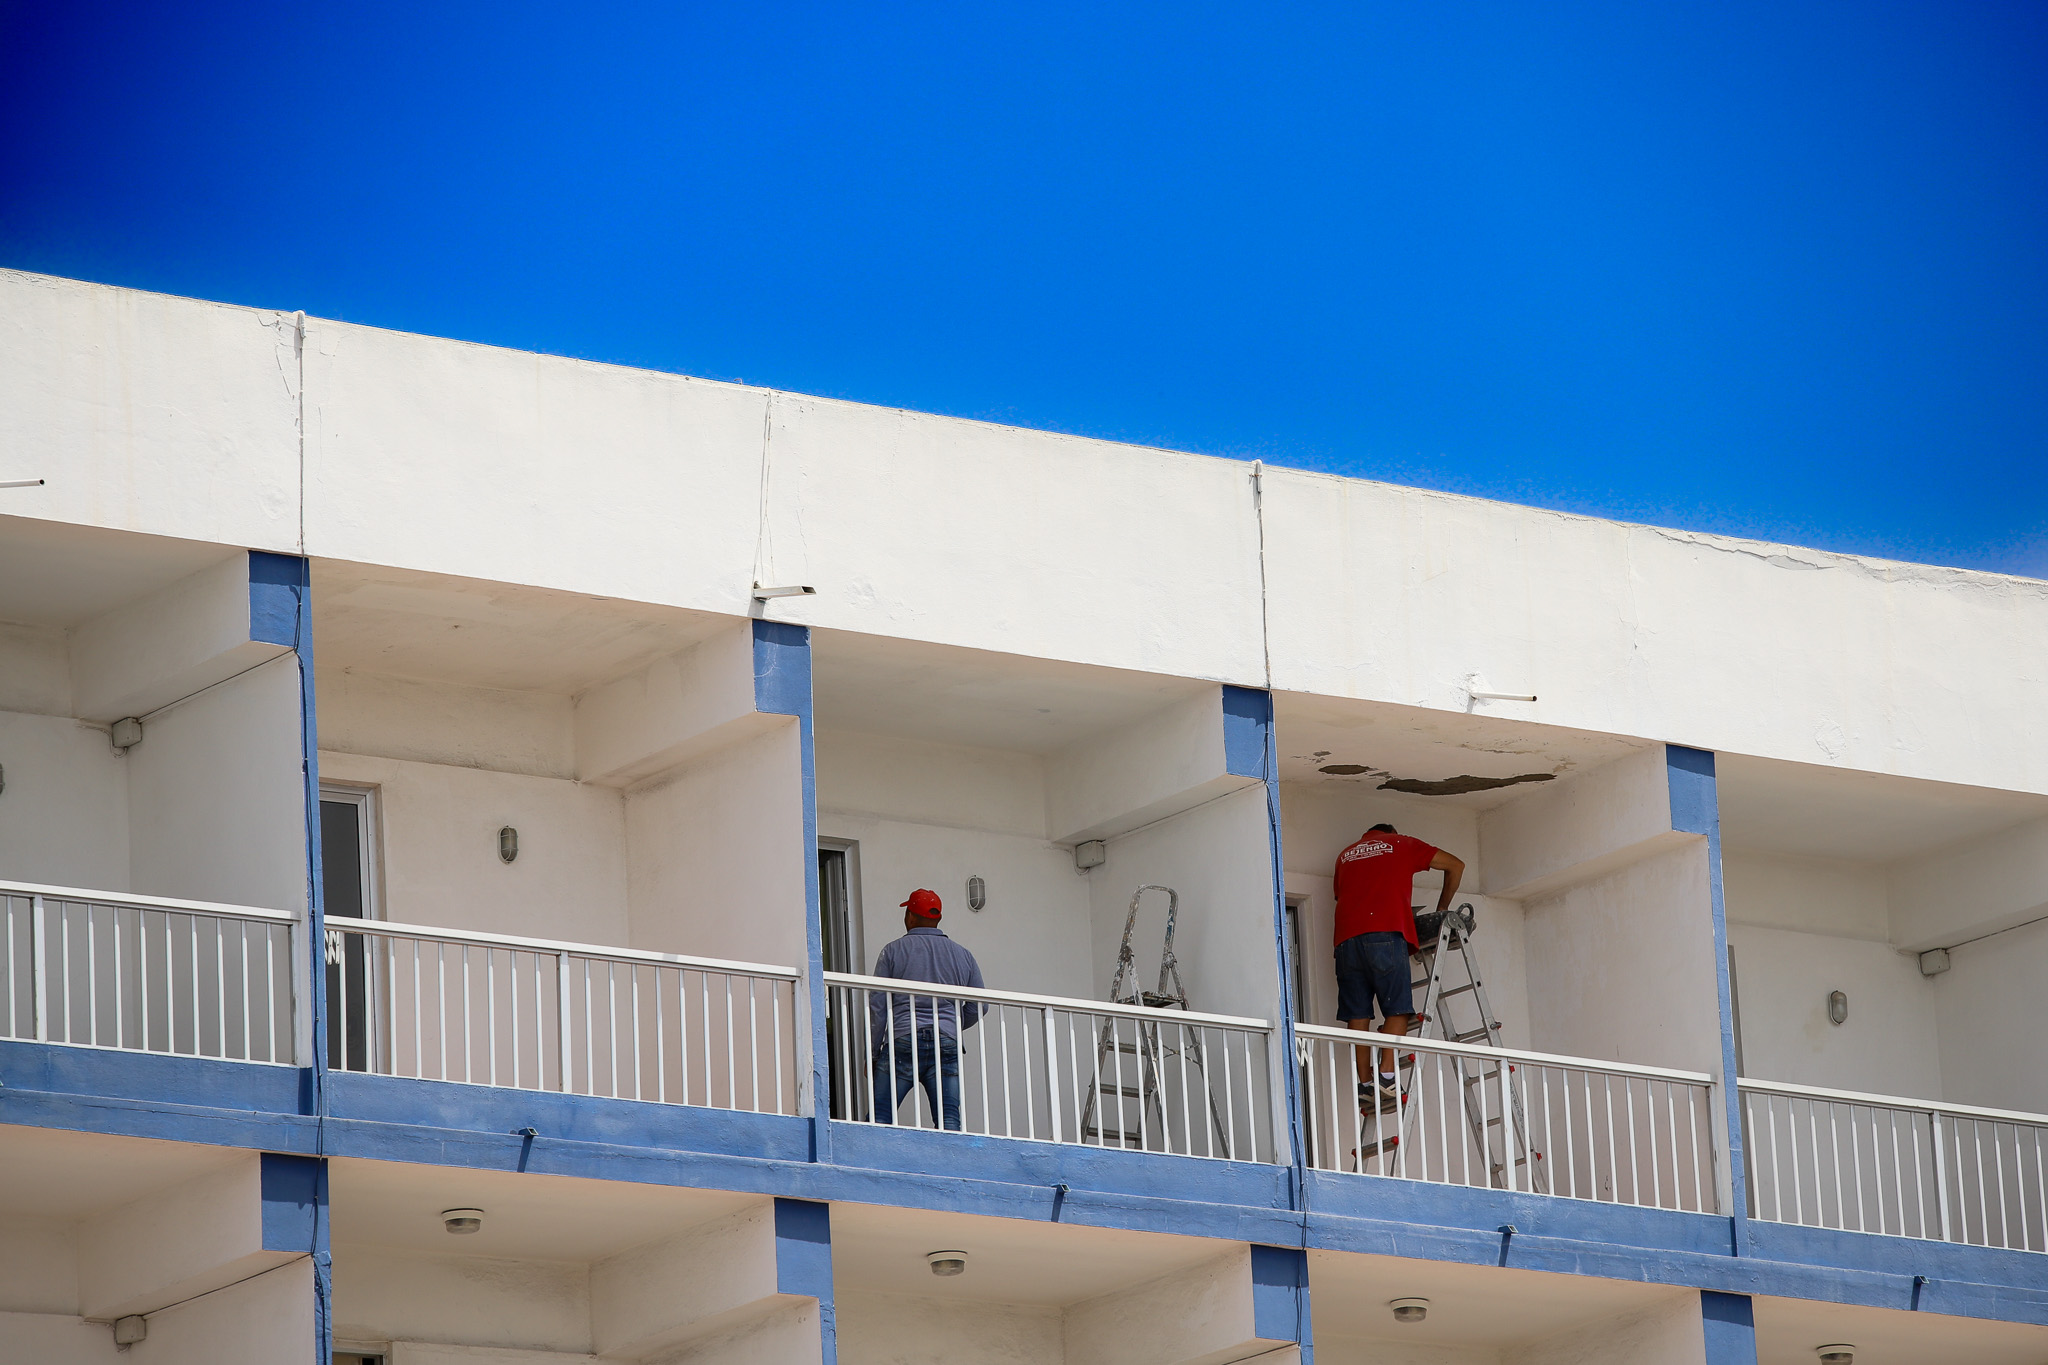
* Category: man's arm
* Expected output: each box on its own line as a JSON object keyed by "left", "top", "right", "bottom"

{"left": 958, "top": 950, "right": 986, "bottom": 1030}
{"left": 1431, "top": 849, "right": 1465, "bottom": 913}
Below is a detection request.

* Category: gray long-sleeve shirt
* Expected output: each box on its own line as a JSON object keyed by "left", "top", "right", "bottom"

{"left": 868, "top": 927, "right": 985, "bottom": 1044}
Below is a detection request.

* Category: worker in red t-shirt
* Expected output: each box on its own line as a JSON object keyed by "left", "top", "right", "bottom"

{"left": 1333, "top": 822, "right": 1466, "bottom": 1102}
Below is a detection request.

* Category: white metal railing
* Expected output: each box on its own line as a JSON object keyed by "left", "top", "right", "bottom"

{"left": 327, "top": 919, "right": 801, "bottom": 1115}
{"left": 1741, "top": 1078, "right": 2048, "bottom": 1253}
{"left": 1298, "top": 1024, "right": 1720, "bottom": 1212}
{"left": 825, "top": 972, "right": 1275, "bottom": 1161}
{"left": 1, "top": 881, "right": 297, "bottom": 1065}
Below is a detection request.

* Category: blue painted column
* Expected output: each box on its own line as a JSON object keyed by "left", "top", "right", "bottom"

{"left": 1251, "top": 1243, "right": 1313, "bottom": 1361}
{"left": 754, "top": 621, "right": 827, "bottom": 1162}
{"left": 774, "top": 1197, "right": 838, "bottom": 1365}
{"left": 250, "top": 551, "right": 331, "bottom": 1365}
{"left": 1667, "top": 744, "right": 1749, "bottom": 1253}
{"left": 1701, "top": 1291, "right": 1759, "bottom": 1365}
{"left": 259, "top": 1152, "right": 329, "bottom": 1364}
{"left": 1223, "top": 685, "right": 1309, "bottom": 1192}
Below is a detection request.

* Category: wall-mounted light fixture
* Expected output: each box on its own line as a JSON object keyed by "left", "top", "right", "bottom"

{"left": 1074, "top": 841, "right": 1106, "bottom": 872}
{"left": 111, "top": 717, "right": 143, "bottom": 751}
{"left": 967, "top": 876, "right": 986, "bottom": 911}
{"left": 442, "top": 1208, "right": 485, "bottom": 1235}
{"left": 112, "top": 1316, "right": 146, "bottom": 1345}
{"left": 498, "top": 827, "right": 519, "bottom": 864}
{"left": 1827, "top": 990, "right": 1848, "bottom": 1026}
{"left": 1816, "top": 1346, "right": 1856, "bottom": 1365}
{"left": 1389, "top": 1297, "right": 1429, "bottom": 1324}
{"left": 926, "top": 1250, "right": 968, "bottom": 1277}
{"left": 1919, "top": 949, "right": 1951, "bottom": 977}
{"left": 752, "top": 584, "right": 816, "bottom": 600}
{"left": 0, "top": 478, "right": 45, "bottom": 490}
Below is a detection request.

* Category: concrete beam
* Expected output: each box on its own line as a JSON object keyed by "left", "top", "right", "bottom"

{"left": 69, "top": 552, "right": 292, "bottom": 724}
{"left": 1047, "top": 687, "right": 1259, "bottom": 846}
{"left": 574, "top": 624, "right": 779, "bottom": 788}
{"left": 590, "top": 1198, "right": 829, "bottom": 1362}
{"left": 1064, "top": 1245, "right": 1291, "bottom": 1365}
{"left": 1479, "top": 746, "right": 1688, "bottom": 900}
{"left": 77, "top": 1153, "right": 316, "bottom": 1322}
{"left": 1888, "top": 813, "right": 2048, "bottom": 952}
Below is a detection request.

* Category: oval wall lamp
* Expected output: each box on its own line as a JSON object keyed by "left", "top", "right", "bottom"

{"left": 499, "top": 827, "right": 519, "bottom": 864}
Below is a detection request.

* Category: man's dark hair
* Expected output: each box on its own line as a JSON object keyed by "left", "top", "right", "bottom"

{"left": 1369, "top": 822, "right": 1397, "bottom": 834}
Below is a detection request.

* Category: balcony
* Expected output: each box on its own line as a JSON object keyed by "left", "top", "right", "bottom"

{"left": 1297, "top": 1026, "right": 1720, "bottom": 1211}
{"left": 325, "top": 918, "right": 800, "bottom": 1113}
{"left": 825, "top": 973, "right": 1275, "bottom": 1160}
{"left": 1, "top": 880, "right": 298, "bottom": 1066}
{"left": 1741, "top": 1078, "right": 2047, "bottom": 1253}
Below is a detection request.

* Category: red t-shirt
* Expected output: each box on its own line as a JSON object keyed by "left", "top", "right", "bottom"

{"left": 1333, "top": 831, "right": 1439, "bottom": 947}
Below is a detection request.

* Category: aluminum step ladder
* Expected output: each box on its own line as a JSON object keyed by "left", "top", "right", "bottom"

{"left": 1077, "top": 885, "right": 1233, "bottom": 1155}
{"left": 1365, "top": 903, "right": 1545, "bottom": 1191}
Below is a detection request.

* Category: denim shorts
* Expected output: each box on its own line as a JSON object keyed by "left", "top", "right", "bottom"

{"left": 1334, "top": 931, "right": 1414, "bottom": 1022}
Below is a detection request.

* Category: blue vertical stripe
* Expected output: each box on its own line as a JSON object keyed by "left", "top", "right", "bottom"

{"left": 1700, "top": 1291, "right": 1758, "bottom": 1365}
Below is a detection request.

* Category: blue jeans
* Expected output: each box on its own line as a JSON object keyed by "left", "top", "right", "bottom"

{"left": 872, "top": 1028, "right": 962, "bottom": 1131}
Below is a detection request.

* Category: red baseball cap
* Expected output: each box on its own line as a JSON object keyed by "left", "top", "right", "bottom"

{"left": 900, "top": 889, "right": 942, "bottom": 919}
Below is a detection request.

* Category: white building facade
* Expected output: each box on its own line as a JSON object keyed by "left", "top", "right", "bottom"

{"left": 0, "top": 267, "right": 2044, "bottom": 1364}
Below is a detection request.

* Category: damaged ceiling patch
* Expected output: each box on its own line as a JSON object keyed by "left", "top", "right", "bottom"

{"left": 1378, "top": 773, "right": 1557, "bottom": 796}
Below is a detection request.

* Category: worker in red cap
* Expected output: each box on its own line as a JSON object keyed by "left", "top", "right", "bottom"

{"left": 868, "top": 888, "right": 985, "bottom": 1131}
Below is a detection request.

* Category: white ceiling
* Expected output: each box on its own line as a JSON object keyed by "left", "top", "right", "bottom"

{"left": 1309, "top": 1249, "right": 1689, "bottom": 1347}
{"left": 1754, "top": 1293, "right": 2048, "bottom": 1365}
{"left": 829, "top": 1200, "right": 1227, "bottom": 1307}
{"left": 1276, "top": 691, "right": 1653, "bottom": 810}
{"left": 0, "top": 1124, "right": 245, "bottom": 1220}
{"left": 327, "top": 1156, "right": 759, "bottom": 1264}
{"left": 0, "top": 514, "right": 237, "bottom": 629}
{"left": 812, "top": 629, "right": 1210, "bottom": 755}
{"left": 312, "top": 560, "right": 732, "bottom": 697}
{"left": 1717, "top": 753, "right": 2048, "bottom": 865}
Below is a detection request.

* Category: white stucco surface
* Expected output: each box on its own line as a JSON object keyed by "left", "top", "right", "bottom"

{"left": 1521, "top": 842, "right": 1722, "bottom": 1073}
{"left": 124, "top": 658, "right": 307, "bottom": 912}
{"left": 1727, "top": 923, "right": 1942, "bottom": 1100}
{"left": 1934, "top": 915, "right": 2048, "bottom": 1113}
{"left": 332, "top": 1247, "right": 591, "bottom": 1356}
{"left": 0, "top": 1310, "right": 123, "bottom": 1364}
{"left": 0, "top": 709, "right": 131, "bottom": 892}
{"left": 1503, "top": 1291, "right": 1705, "bottom": 1365}
{"left": 836, "top": 1290, "right": 1062, "bottom": 1365}
{"left": 319, "top": 670, "right": 578, "bottom": 781}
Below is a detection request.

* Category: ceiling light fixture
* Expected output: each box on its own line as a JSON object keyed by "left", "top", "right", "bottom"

{"left": 926, "top": 1250, "right": 968, "bottom": 1277}
{"left": 442, "top": 1207, "right": 485, "bottom": 1235}
{"left": 1815, "top": 1347, "right": 1855, "bottom": 1365}
{"left": 1390, "top": 1297, "right": 1429, "bottom": 1324}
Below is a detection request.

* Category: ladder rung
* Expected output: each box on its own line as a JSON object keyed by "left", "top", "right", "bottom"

{"left": 1439, "top": 984, "right": 1477, "bottom": 998}
{"left": 1452, "top": 1028, "right": 1492, "bottom": 1044}
{"left": 1085, "top": 1127, "right": 1143, "bottom": 1144}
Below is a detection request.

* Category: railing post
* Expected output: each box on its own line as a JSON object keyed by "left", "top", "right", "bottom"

{"left": 556, "top": 951, "right": 573, "bottom": 1093}
{"left": 1044, "top": 1006, "right": 1063, "bottom": 1145}
{"left": 1930, "top": 1109, "right": 1952, "bottom": 1242}
{"left": 30, "top": 895, "right": 47, "bottom": 1042}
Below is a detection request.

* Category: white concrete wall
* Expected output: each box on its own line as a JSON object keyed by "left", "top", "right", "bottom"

{"left": 1503, "top": 1291, "right": 1704, "bottom": 1365}
{"left": 124, "top": 658, "right": 307, "bottom": 912}
{"left": 837, "top": 1290, "right": 1062, "bottom": 1365}
{"left": 1313, "top": 1342, "right": 1497, "bottom": 1365}
{"left": 1087, "top": 785, "right": 1277, "bottom": 1022}
{"left": 0, "top": 620, "right": 72, "bottom": 714}
{"left": 1063, "top": 1247, "right": 1266, "bottom": 1365}
{"left": 319, "top": 752, "right": 629, "bottom": 943}
{"left": 0, "top": 271, "right": 302, "bottom": 552}
{"left": 624, "top": 721, "right": 808, "bottom": 968}
{"left": 0, "top": 1310, "right": 123, "bottom": 1364}
{"left": 1934, "top": 915, "right": 2048, "bottom": 1113}
{"left": 0, "top": 1215, "right": 79, "bottom": 1314}
{"left": 1727, "top": 924, "right": 1942, "bottom": 1100}
{"left": 573, "top": 624, "right": 763, "bottom": 787}
{"left": 0, "top": 709, "right": 130, "bottom": 891}
{"left": 125, "top": 1260, "right": 314, "bottom": 1365}
{"left": 819, "top": 729, "right": 1093, "bottom": 995}
{"left": 391, "top": 1346, "right": 596, "bottom": 1365}
{"left": 1521, "top": 842, "right": 1722, "bottom": 1074}
{"left": 1259, "top": 466, "right": 2048, "bottom": 799}
{"left": 11, "top": 268, "right": 2048, "bottom": 803}
{"left": 331, "top": 1246, "right": 591, "bottom": 1356}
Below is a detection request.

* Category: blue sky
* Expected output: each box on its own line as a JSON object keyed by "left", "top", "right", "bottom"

{"left": 4, "top": 2, "right": 2045, "bottom": 575}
